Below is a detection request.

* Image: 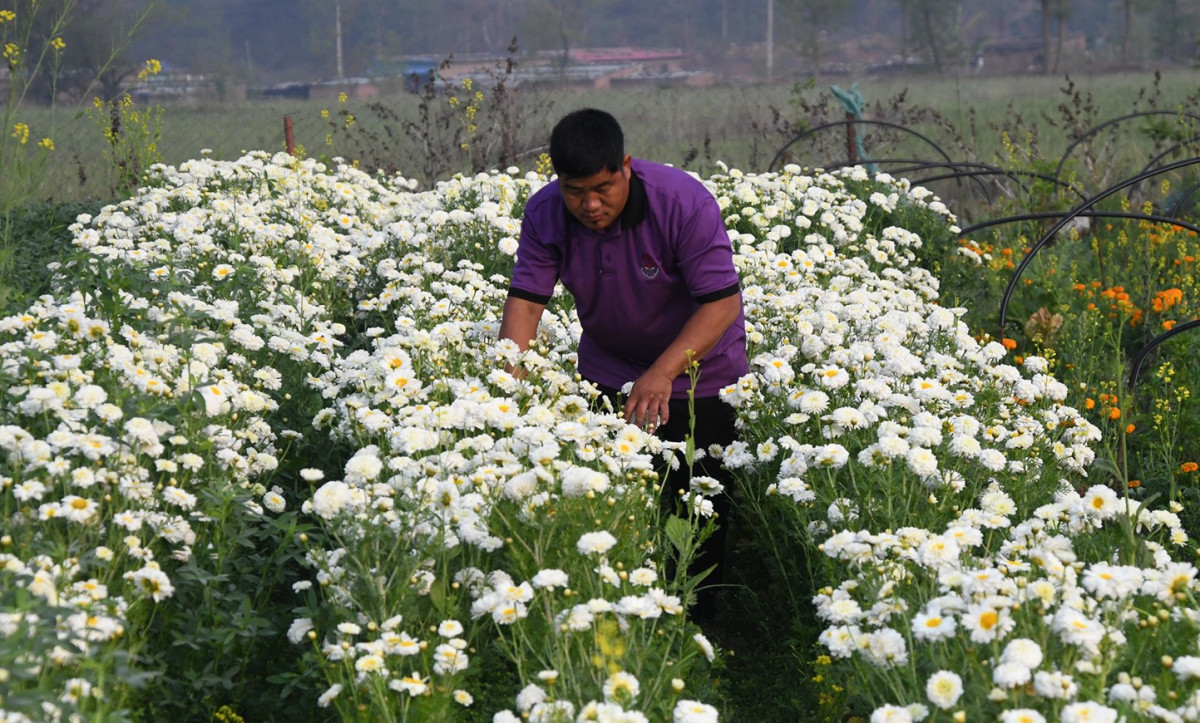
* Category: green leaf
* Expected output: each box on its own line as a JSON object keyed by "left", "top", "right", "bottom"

{"left": 683, "top": 564, "right": 718, "bottom": 595}
{"left": 665, "top": 515, "right": 693, "bottom": 554}
{"left": 428, "top": 580, "right": 447, "bottom": 613}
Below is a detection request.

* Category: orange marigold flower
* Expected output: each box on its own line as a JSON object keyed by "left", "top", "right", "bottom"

{"left": 1164, "top": 320, "right": 1177, "bottom": 331}
{"left": 1108, "top": 407, "right": 1122, "bottom": 420}
{"left": 1085, "top": 397, "right": 1095, "bottom": 409}
{"left": 1125, "top": 424, "right": 1136, "bottom": 434}
{"left": 1182, "top": 462, "right": 1199, "bottom": 473}
{"left": 1001, "top": 338, "right": 1018, "bottom": 350}
{"left": 1127, "top": 479, "right": 1141, "bottom": 489}
{"left": 1072, "top": 283, "right": 1086, "bottom": 292}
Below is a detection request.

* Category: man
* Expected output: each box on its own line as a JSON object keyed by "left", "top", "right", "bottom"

{"left": 497, "top": 108, "right": 748, "bottom": 617}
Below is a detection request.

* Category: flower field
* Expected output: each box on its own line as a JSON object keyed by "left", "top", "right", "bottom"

{"left": 1, "top": 150, "right": 1198, "bottom": 721}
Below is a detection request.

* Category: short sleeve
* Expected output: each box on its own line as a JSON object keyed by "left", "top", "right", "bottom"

{"left": 509, "top": 195, "right": 561, "bottom": 304}
{"left": 674, "top": 191, "right": 740, "bottom": 303}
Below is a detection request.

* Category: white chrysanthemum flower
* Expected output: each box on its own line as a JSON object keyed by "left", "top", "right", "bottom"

{"left": 869, "top": 705, "right": 913, "bottom": 723}
{"left": 962, "top": 603, "right": 1013, "bottom": 644}
{"left": 1060, "top": 702, "right": 1118, "bottom": 723}
{"left": 911, "top": 609, "right": 957, "bottom": 642}
{"left": 1033, "top": 669, "right": 1078, "bottom": 700}
{"left": 925, "top": 670, "right": 962, "bottom": 710}
{"left": 1078, "top": 485, "right": 1121, "bottom": 520}
{"left": 317, "top": 683, "right": 343, "bottom": 707}
{"left": 1001, "top": 638, "right": 1044, "bottom": 669}
{"left": 432, "top": 642, "right": 468, "bottom": 675}
{"left": 602, "top": 670, "right": 640, "bottom": 704}
{"left": 287, "top": 618, "right": 314, "bottom": 644}
{"left": 311, "top": 481, "right": 354, "bottom": 520}
{"left": 673, "top": 699, "right": 719, "bottom": 723}
{"left": 999, "top": 710, "right": 1046, "bottom": 723}
{"left": 576, "top": 531, "right": 617, "bottom": 556}
{"left": 531, "top": 569, "right": 569, "bottom": 589}
{"left": 993, "top": 662, "right": 1032, "bottom": 688}
{"left": 629, "top": 567, "right": 657, "bottom": 586}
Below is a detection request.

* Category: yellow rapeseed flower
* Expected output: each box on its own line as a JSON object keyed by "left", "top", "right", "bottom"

{"left": 11, "top": 122, "right": 29, "bottom": 145}
{"left": 137, "top": 59, "right": 162, "bottom": 81}
{"left": 38, "top": 137, "right": 53, "bottom": 151}
{"left": 3, "top": 43, "right": 20, "bottom": 63}
{"left": 0, "top": 10, "right": 16, "bottom": 22}
{"left": 50, "top": 37, "right": 66, "bottom": 51}
{"left": 338, "top": 92, "right": 348, "bottom": 103}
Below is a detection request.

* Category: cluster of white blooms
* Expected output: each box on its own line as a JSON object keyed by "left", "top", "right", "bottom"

{"left": 0, "top": 152, "right": 416, "bottom": 718}
{"left": 9, "top": 148, "right": 1194, "bottom": 720}
{"left": 690, "top": 167, "right": 1200, "bottom": 719}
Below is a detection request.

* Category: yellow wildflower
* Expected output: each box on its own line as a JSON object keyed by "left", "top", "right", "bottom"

{"left": 11, "top": 122, "right": 29, "bottom": 145}
{"left": 38, "top": 137, "right": 54, "bottom": 151}
{"left": 136, "top": 58, "right": 161, "bottom": 81}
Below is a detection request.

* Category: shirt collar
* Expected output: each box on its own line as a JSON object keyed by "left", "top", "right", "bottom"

{"left": 619, "top": 168, "right": 647, "bottom": 230}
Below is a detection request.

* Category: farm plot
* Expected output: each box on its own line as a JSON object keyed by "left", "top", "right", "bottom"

{"left": 0, "top": 152, "right": 1194, "bottom": 721}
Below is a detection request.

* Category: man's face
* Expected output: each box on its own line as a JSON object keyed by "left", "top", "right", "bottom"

{"left": 559, "top": 155, "right": 631, "bottom": 231}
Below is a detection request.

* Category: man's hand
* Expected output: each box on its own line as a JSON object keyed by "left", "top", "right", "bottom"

{"left": 623, "top": 368, "right": 673, "bottom": 431}
{"left": 619, "top": 294, "right": 742, "bottom": 431}
{"left": 497, "top": 296, "right": 546, "bottom": 378}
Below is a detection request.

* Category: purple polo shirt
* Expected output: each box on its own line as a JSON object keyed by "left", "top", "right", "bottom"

{"left": 509, "top": 159, "right": 748, "bottom": 399}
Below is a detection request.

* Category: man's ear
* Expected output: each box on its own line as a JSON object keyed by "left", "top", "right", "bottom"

{"left": 621, "top": 155, "right": 632, "bottom": 178}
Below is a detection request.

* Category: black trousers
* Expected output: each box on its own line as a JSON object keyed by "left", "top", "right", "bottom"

{"left": 591, "top": 383, "right": 739, "bottom": 617}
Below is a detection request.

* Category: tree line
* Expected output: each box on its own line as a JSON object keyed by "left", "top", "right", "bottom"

{"left": 15, "top": 0, "right": 1200, "bottom": 102}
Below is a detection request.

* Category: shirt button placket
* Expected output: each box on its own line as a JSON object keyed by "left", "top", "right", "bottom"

{"left": 598, "top": 230, "right": 616, "bottom": 276}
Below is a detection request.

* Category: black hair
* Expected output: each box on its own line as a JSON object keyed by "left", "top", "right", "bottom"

{"left": 549, "top": 108, "right": 624, "bottom": 179}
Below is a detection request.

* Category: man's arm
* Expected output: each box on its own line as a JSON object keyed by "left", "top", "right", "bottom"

{"left": 623, "top": 293, "right": 741, "bottom": 429}
{"left": 497, "top": 296, "right": 547, "bottom": 374}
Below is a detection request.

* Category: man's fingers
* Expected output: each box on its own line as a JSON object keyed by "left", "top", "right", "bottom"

{"left": 622, "top": 384, "right": 671, "bottom": 431}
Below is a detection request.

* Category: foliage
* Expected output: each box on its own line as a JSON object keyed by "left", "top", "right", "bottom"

{"left": 1, "top": 1, "right": 159, "bottom": 313}
{"left": 87, "top": 61, "right": 167, "bottom": 199}
{"left": 0, "top": 200, "right": 102, "bottom": 315}
{"left": 318, "top": 40, "right": 555, "bottom": 188}
{"left": 1, "top": 0, "right": 73, "bottom": 219}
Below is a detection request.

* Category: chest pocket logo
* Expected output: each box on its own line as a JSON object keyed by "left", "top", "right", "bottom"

{"left": 639, "top": 253, "right": 660, "bottom": 279}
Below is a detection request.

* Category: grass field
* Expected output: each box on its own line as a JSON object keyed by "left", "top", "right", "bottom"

{"left": 13, "top": 67, "right": 1200, "bottom": 205}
